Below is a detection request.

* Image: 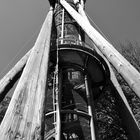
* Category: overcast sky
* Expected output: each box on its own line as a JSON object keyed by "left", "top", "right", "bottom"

{"left": 0, "top": 0, "right": 140, "bottom": 78}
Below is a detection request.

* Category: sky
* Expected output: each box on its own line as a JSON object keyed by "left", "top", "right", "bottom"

{"left": 0, "top": 0, "right": 140, "bottom": 79}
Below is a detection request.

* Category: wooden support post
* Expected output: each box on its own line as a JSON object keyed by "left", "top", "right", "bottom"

{"left": 61, "top": 8, "right": 65, "bottom": 44}
{"left": 0, "top": 50, "right": 31, "bottom": 102}
{"left": 96, "top": 43, "right": 139, "bottom": 127}
{"left": 76, "top": 4, "right": 140, "bottom": 137}
{"left": 55, "top": 69, "right": 61, "bottom": 140}
{"left": 77, "top": 2, "right": 140, "bottom": 130}
{"left": 60, "top": 0, "right": 140, "bottom": 99}
{"left": 0, "top": 6, "right": 53, "bottom": 140}
{"left": 74, "top": 0, "right": 89, "bottom": 23}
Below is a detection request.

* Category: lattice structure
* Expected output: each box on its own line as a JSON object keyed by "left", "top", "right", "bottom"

{"left": 0, "top": 0, "right": 140, "bottom": 140}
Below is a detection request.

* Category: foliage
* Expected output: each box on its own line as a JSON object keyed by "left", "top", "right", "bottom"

{"left": 95, "top": 84, "right": 128, "bottom": 140}
{"left": 117, "top": 41, "right": 140, "bottom": 71}
{"left": 115, "top": 41, "right": 140, "bottom": 127}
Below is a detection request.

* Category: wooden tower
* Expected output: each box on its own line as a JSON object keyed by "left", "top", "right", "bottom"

{"left": 0, "top": 0, "right": 140, "bottom": 139}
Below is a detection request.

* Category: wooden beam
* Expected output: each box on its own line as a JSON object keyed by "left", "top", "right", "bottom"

{"left": 75, "top": 3, "right": 140, "bottom": 137}
{"left": 60, "top": 0, "right": 140, "bottom": 99}
{"left": 74, "top": 0, "right": 89, "bottom": 22}
{"left": 76, "top": 1, "right": 140, "bottom": 127}
{"left": 92, "top": 42, "right": 140, "bottom": 128}
{"left": 0, "top": 50, "right": 31, "bottom": 102}
{"left": 0, "top": 6, "right": 53, "bottom": 140}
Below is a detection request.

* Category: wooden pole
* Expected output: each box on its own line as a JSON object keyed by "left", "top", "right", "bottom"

{"left": 60, "top": 0, "right": 140, "bottom": 99}
{"left": 0, "top": 50, "right": 31, "bottom": 102}
{"left": 76, "top": 1, "right": 140, "bottom": 128}
{"left": 0, "top": 6, "right": 53, "bottom": 140}
{"left": 75, "top": 3, "right": 140, "bottom": 137}
{"left": 91, "top": 41, "right": 140, "bottom": 129}
{"left": 55, "top": 70, "right": 61, "bottom": 140}
{"left": 74, "top": 0, "right": 89, "bottom": 22}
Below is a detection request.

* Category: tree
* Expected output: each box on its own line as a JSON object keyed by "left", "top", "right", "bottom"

{"left": 118, "top": 41, "right": 140, "bottom": 71}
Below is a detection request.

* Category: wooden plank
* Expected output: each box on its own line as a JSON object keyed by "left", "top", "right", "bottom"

{"left": 0, "top": 50, "right": 31, "bottom": 102}
{"left": 60, "top": 0, "right": 140, "bottom": 99}
{"left": 0, "top": 7, "right": 53, "bottom": 140}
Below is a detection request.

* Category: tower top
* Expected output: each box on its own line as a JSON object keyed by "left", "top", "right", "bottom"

{"left": 48, "top": 0, "right": 86, "bottom": 7}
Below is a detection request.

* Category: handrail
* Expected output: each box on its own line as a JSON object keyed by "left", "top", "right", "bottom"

{"left": 51, "top": 38, "right": 95, "bottom": 51}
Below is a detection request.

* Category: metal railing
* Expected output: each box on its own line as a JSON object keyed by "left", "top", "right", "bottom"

{"left": 50, "top": 38, "right": 95, "bottom": 51}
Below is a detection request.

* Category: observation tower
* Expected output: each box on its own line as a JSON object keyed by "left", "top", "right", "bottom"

{"left": 0, "top": 0, "right": 140, "bottom": 140}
